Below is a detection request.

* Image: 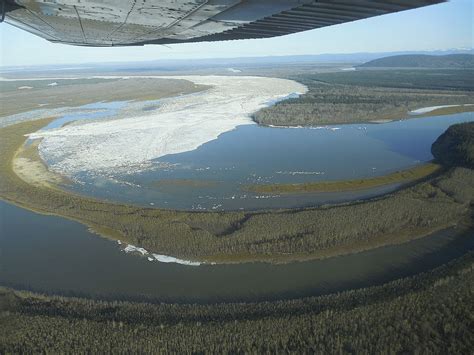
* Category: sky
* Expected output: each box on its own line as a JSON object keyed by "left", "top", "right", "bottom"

{"left": 0, "top": 0, "right": 472, "bottom": 67}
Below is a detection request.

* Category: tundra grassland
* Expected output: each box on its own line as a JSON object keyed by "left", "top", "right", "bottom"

{"left": 0, "top": 77, "right": 208, "bottom": 118}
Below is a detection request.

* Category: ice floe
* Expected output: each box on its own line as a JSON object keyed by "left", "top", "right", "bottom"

{"left": 276, "top": 171, "right": 325, "bottom": 176}
{"left": 410, "top": 104, "right": 474, "bottom": 115}
{"left": 121, "top": 243, "right": 204, "bottom": 266}
{"left": 151, "top": 253, "right": 202, "bottom": 266}
{"left": 123, "top": 244, "right": 148, "bottom": 255}
{"left": 28, "top": 75, "right": 307, "bottom": 178}
{"left": 267, "top": 124, "right": 341, "bottom": 131}
{"left": 310, "top": 126, "right": 341, "bottom": 131}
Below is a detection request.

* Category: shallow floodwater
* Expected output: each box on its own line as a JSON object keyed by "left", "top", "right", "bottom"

{"left": 1, "top": 200, "right": 472, "bottom": 303}
{"left": 52, "top": 110, "right": 474, "bottom": 210}
{"left": 41, "top": 101, "right": 128, "bottom": 131}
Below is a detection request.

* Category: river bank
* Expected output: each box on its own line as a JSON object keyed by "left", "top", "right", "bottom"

{"left": 1, "top": 118, "right": 472, "bottom": 264}
{"left": 1, "top": 250, "right": 472, "bottom": 352}
{"left": 1, "top": 197, "right": 472, "bottom": 302}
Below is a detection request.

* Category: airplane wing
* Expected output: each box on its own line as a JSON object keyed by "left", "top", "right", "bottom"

{"left": 2, "top": 0, "right": 445, "bottom": 47}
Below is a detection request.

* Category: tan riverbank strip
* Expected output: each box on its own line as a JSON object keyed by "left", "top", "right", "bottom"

{"left": 245, "top": 163, "right": 441, "bottom": 195}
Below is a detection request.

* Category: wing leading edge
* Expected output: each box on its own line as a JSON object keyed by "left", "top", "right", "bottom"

{"left": 2, "top": 0, "right": 445, "bottom": 47}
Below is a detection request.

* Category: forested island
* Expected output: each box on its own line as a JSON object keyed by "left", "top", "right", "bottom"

{"left": 253, "top": 64, "right": 474, "bottom": 126}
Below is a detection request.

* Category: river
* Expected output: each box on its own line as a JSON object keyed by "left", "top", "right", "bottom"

{"left": 1, "top": 200, "right": 472, "bottom": 303}
{"left": 48, "top": 110, "right": 474, "bottom": 210}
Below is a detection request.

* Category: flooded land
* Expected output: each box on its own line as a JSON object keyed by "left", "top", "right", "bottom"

{"left": 0, "top": 65, "right": 473, "bottom": 355}
{"left": 0, "top": 69, "right": 473, "bottom": 297}
{"left": 4, "top": 74, "right": 472, "bottom": 211}
{"left": 1, "top": 114, "right": 472, "bottom": 266}
{"left": 0, "top": 77, "right": 208, "bottom": 118}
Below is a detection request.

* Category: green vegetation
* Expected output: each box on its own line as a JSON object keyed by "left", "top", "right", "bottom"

{"left": 245, "top": 163, "right": 441, "bottom": 194}
{"left": 253, "top": 69, "right": 474, "bottom": 126}
{"left": 313, "top": 68, "right": 474, "bottom": 91}
{"left": 432, "top": 122, "right": 474, "bottom": 169}
{"left": 0, "top": 119, "right": 472, "bottom": 263}
{"left": 1, "top": 252, "right": 472, "bottom": 352}
{"left": 358, "top": 54, "right": 474, "bottom": 69}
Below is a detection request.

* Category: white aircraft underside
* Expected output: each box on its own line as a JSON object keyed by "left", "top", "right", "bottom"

{"left": 2, "top": 0, "right": 445, "bottom": 46}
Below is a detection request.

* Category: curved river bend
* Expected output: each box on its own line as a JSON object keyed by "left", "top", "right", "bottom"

{"left": 2, "top": 78, "right": 473, "bottom": 302}
{"left": 1, "top": 200, "right": 472, "bottom": 303}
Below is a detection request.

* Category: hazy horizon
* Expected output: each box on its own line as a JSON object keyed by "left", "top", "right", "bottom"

{"left": 0, "top": 48, "right": 472, "bottom": 72}
{"left": 0, "top": 0, "right": 472, "bottom": 68}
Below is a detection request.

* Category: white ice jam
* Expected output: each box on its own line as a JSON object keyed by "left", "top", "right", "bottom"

{"left": 28, "top": 75, "right": 307, "bottom": 177}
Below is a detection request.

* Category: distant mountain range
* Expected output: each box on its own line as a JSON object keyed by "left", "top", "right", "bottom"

{"left": 359, "top": 54, "right": 474, "bottom": 69}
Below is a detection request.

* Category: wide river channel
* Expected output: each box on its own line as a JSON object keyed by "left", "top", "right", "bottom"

{"left": 1, "top": 200, "right": 472, "bottom": 303}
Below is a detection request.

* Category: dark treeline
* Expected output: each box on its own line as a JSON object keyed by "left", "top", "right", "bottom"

{"left": 1, "top": 252, "right": 473, "bottom": 352}
{"left": 358, "top": 54, "right": 474, "bottom": 69}
{"left": 315, "top": 69, "right": 474, "bottom": 90}
{"left": 253, "top": 69, "right": 474, "bottom": 126}
{"left": 432, "top": 122, "right": 474, "bottom": 169}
